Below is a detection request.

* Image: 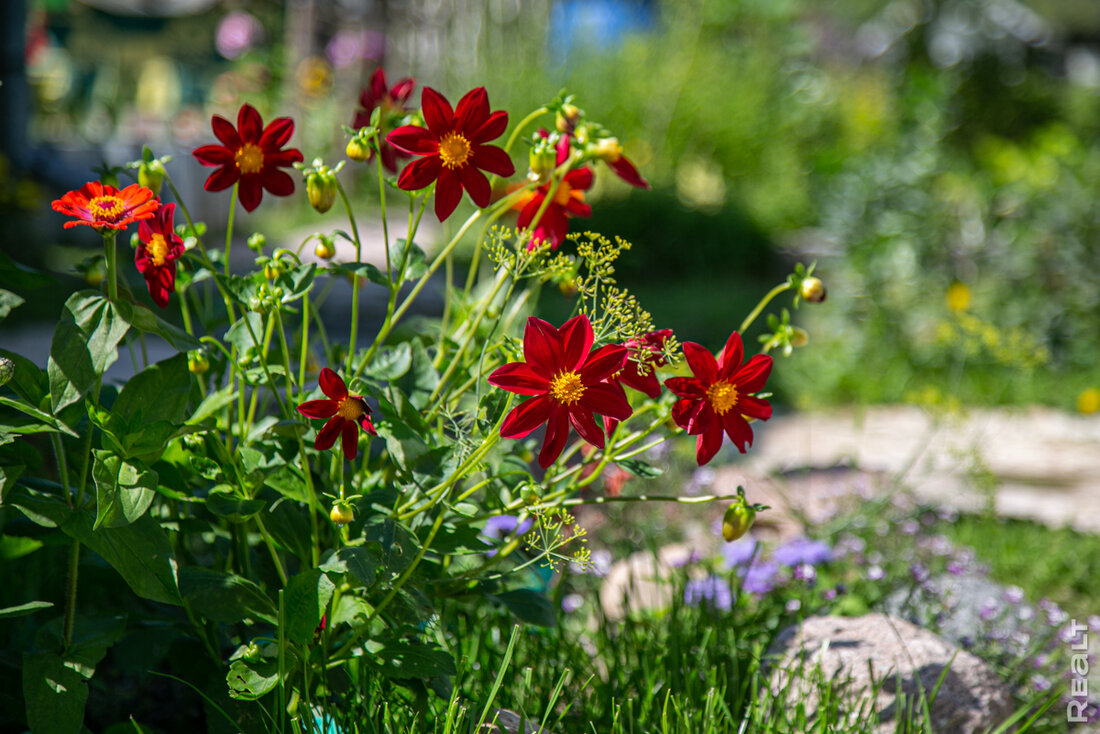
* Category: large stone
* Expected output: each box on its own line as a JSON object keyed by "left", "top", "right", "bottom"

{"left": 768, "top": 614, "right": 1014, "bottom": 733}
{"left": 598, "top": 544, "right": 700, "bottom": 620}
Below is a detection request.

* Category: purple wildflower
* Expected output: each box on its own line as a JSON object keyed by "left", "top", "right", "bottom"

{"left": 482, "top": 514, "right": 534, "bottom": 541}
{"left": 866, "top": 565, "right": 886, "bottom": 582}
{"left": 793, "top": 563, "right": 817, "bottom": 583}
{"left": 979, "top": 599, "right": 999, "bottom": 621}
{"left": 721, "top": 537, "right": 758, "bottom": 570}
{"left": 562, "top": 593, "right": 583, "bottom": 613}
{"left": 740, "top": 560, "right": 779, "bottom": 595}
{"left": 773, "top": 537, "right": 832, "bottom": 567}
{"left": 683, "top": 576, "right": 733, "bottom": 611}
{"left": 785, "top": 599, "right": 802, "bottom": 613}
{"left": 1003, "top": 585, "right": 1025, "bottom": 604}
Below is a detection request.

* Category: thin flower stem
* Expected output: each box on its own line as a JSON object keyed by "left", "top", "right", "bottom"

{"left": 103, "top": 232, "right": 118, "bottom": 302}
{"left": 273, "top": 309, "right": 297, "bottom": 405}
{"left": 298, "top": 293, "right": 310, "bottom": 398}
{"left": 242, "top": 312, "right": 290, "bottom": 418}
{"left": 254, "top": 514, "right": 288, "bottom": 586}
{"left": 396, "top": 428, "right": 505, "bottom": 520}
{"left": 739, "top": 282, "right": 792, "bottom": 335}
{"left": 375, "top": 152, "right": 392, "bottom": 277}
{"left": 336, "top": 179, "right": 363, "bottom": 372}
{"left": 458, "top": 182, "right": 538, "bottom": 321}
{"left": 560, "top": 491, "right": 747, "bottom": 508}
{"left": 224, "top": 182, "right": 237, "bottom": 276}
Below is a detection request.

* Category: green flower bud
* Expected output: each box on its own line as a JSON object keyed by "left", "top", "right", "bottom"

{"left": 528, "top": 147, "right": 556, "bottom": 184}
{"left": 187, "top": 351, "right": 210, "bottom": 374}
{"left": 799, "top": 276, "right": 827, "bottom": 303}
{"left": 722, "top": 499, "right": 756, "bottom": 542}
{"left": 790, "top": 327, "right": 809, "bottom": 348}
{"left": 307, "top": 171, "right": 337, "bottom": 214}
{"left": 247, "top": 233, "right": 267, "bottom": 252}
{"left": 314, "top": 238, "right": 336, "bottom": 260}
{"left": 556, "top": 104, "right": 580, "bottom": 134}
{"left": 0, "top": 357, "right": 13, "bottom": 387}
{"left": 346, "top": 134, "right": 371, "bottom": 163}
{"left": 138, "top": 160, "right": 164, "bottom": 196}
{"left": 330, "top": 502, "right": 355, "bottom": 526}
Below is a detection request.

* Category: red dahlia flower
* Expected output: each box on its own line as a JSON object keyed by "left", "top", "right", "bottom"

{"left": 52, "top": 181, "right": 158, "bottom": 232}
{"left": 192, "top": 103, "right": 304, "bottom": 212}
{"left": 664, "top": 330, "right": 773, "bottom": 466}
{"left": 387, "top": 86, "right": 515, "bottom": 222}
{"left": 601, "top": 328, "right": 673, "bottom": 436}
{"left": 352, "top": 67, "right": 416, "bottom": 173}
{"left": 297, "top": 368, "right": 377, "bottom": 461}
{"left": 135, "top": 202, "right": 185, "bottom": 308}
{"left": 516, "top": 167, "right": 593, "bottom": 250}
{"left": 489, "top": 314, "right": 632, "bottom": 468}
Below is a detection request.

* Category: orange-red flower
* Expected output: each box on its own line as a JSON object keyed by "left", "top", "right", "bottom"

{"left": 135, "top": 202, "right": 185, "bottom": 308}
{"left": 516, "top": 167, "right": 593, "bottom": 250}
{"left": 297, "top": 368, "right": 377, "bottom": 461}
{"left": 387, "top": 86, "right": 515, "bottom": 222}
{"left": 192, "top": 103, "right": 304, "bottom": 212}
{"left": 52, "top": 181, "right": 159, "bottom": 232}
{"left": 352, "top": 67, "right": 416, "bottom": 173}
{"left": 664, "top": 330, "right": 773, "bottom": 466}
{"left": 488, "top": 314, "right": 632, "bottom": 468}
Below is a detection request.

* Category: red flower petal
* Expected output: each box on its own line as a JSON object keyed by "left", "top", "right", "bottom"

{"left": 488, "top": 362, "right": 548, "bottom": 395}
{"left": 453, "top": 86, "right": 490, "bottom": 135}
{"left": 434, "top": 167, "right": 463, "bottom": 221}
{"left": 671, "top": 397, "right": 704, "bottom": 430}
{"left": 420, "top": 87, "right": 454, "bottom": 137}
{"left": 580, "top": 344, "right": 628, "bottom": 384}
{"left": 565, "top": 167, "right": 593, "bottom": 190}
{"left": 459, "top": 165, "right": 491, "bottom": 208}
{"left": 568, "top": 405, "right": 605, "bottom": 448}
{"left": 696, "top": 425, "right": 724, "bottom": 465}
{"left": 609, "top": 155, "right": 650, "bottom": 190}
{"left": 740, "top": 394, "right": 772, "bottom": 421}
{"left": 192, "top": 144, "right": 235, "bottom": 166}
{"left": 471, "top": 145, "right": 515, "bottom": 177}
{"left": 237, "top": 103, "right": 263, "bottom": 143}
{"left": 580, "top": 382, "right": 632, "bottom": 421}
{"left": 397, "top": 154, "right": 443, "bottom": 191}
{"left": 538, "top": 406, "right": 570, "bottom": 468}
{"left": 391, "top": 77, "right": 415, "bottom": 103}
{"left": 471, "top": 110, "right": 508, "bottom": 144}
{"left": 501, "top": 395, "right": 552, "bottom": 439}
{"left": 297, "top": 399, "right": 338, "bottom": 419}
{"left": 261, "top": 168, "right": 295, "bottom": 197}
{"left": 559, "top": 314, "right": 594, "bottom": 370}
{"left": 203, "top": 165, "right": 239, "bottom": 192}
{"left": 341, "top": 421, "right": 360, "bottom": 461}
{"left": 721, "top": 411, "right": 754, "bottom": 453}
{"left": 682, "top": 342, "right": 718, "bottom": 385}
{"left": 717, "top": 331, "right": 745, "bottom": 380}
{"left": 319, "top": 368, "right": 349, "bottom": 400}
{"left": 388, "top": 125, "right": 438, "bottom": 155}
{"left": 515, "top": 194, "right": 543, "bottom": 231}
{"left": 238, "top": 175, "right": 263, "bottom": 212}
{"left": 734, "top": 354, "right": 773, "bottom": 394}
{"left": 358, "top": 414, "right": 377, "bottom": 436}
{"left": 260, "top": 117, "right": 295, "bottom": 150}
{"left": 211, "top": 115, "right": 241, "bottom": 149}
{"left": 265, "top": 148, "right": 305, "bottom": 167}
{"left": 523, "top": 317, "right": 563, "bottom": 378}
{"left": 316, "top": 416, "right": 344, "bottom": 451}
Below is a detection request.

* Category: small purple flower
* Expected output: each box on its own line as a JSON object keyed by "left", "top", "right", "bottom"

{"left": 562, "top": 593, "right": 583, "bottom": 613}
{"left": 824, "top": 587, "right": 839, "bottom": 601}
{"left": 793, "top": 563, "right": 817, "bottom": 583}
{"left": 1032, "top": 653, "right": 1048, "bottom": 668}
{"left": 1060, "top": 622, "right": 1086, "bottom": 645}
{"left": 979, "top": 599, "right": 999, "bottom": 621}
{"left": 785, "top": 599, "right": 802, "bottom": 613}
{"left": 683, "top": 576, "right": 733, "bottom": 611}
{"left": 946, "top": 560, "right": 966, "bottom": 575}
{"left": 773, "top": 537, "right": 832, "bottom": 567}
{"left": 833, "top": 535, "right": 866, "bottom": 558}
{"left": 1003, "top": 585, "right": 1025, "bottom": 604}
{"left": 740, "top": 560, "right": 779, "bottom": 595}
{"left": 910, "top": 563, "right": 930, "bottom": 584}
{"left": 1031, "top": 674, "right": 1052, "bottom": 692}
{"left": 900, "top": 520, "right": 919, "bottom": 535}
{"left": 721, "top": 537, "right": 758, "bottom": 570}
{"left": 482, "top": 514, "right": 535, "bottom": 541}
{"left": 937, "top": 505, "right": 959, "bottom": 522}
{"left": 1089, "top": 614, "right": 1100, "bottom": 632}
{"left": 1018, "top": 606, "right": 1035, "bottom": 622}
{"left": 866, "top": 565, "right": 886, "bottom": 582}
{"left": 216, "top": 11, "right": 263, "bottom": 60}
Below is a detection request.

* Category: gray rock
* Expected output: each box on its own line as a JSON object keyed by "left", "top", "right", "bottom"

{"left": 768, "top": 614, "right": 1014, "bottom": 733}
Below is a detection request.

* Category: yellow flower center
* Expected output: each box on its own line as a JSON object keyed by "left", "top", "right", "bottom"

{"left": 706, "top": 381, "right": 739, "bottom": 415}
{"left": 148, "top": 233, "right": 169, "bottom": 267}
{"left": 552, "top": 179, "right": 577, "bottom": 207}
{"left": 89, "top": 196, "right": 125, "bottom": 221}
{"left": 235, "top": 143, "right": 264, "bottom": 174}
{"left": 438, "top": 132, "right": 472, "bottom": 169}
{"left": 336, "top": 396, "right": 367, "bottom": 421}
{"left": 549, "top": 370, "right": 585, "bottom": 405}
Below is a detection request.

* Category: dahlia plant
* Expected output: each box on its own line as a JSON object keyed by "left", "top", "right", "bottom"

{"left": 1, "top": 80, "right": 824, "bottom": 731}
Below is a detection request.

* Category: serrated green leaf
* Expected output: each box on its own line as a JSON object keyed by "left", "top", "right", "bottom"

{"left": 179, "top": 567, "right": 276, "bottom": 624}
{"left": 92, "top": 450, "right": 158, "bottom": 529}
{"left": 48, "top": 292, "right": 130, "bottom": 414}
{"left": 616, "top": 458, "right": 664, "bottom": 478}
{"left": 279, "top": 263, "right": 316, "bottom": 303}
{"left": 224, "top": 312, "right": 264, "bottom": 353}
{"left": 319, "top": 547, "right": 380, "bottom": 587}
{"left": 390, "top": 239, "right": 427, "bottom": 282}
{"left": 284, "top": 569, "right": 335, "bottom": 645}
{"left": 112, "top": 353, "right": 190, "bottom": 428}
{"left": 227, "top": 657, "right": 280, "bottom": 700}
{"left": 369, "top": 342, "right": 412, "bottom": 380}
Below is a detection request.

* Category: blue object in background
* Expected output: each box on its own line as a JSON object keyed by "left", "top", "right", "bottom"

{"left": 548, "top": 0, "right": 655, "bottom": 65}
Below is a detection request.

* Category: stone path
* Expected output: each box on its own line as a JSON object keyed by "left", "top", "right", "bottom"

{"left": 715, "top": 405, "right": 1100, "bottom": 534}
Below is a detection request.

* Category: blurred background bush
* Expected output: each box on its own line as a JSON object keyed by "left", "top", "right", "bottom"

{"left": 4, "top": 0, "right": 1099, "bottom": 411}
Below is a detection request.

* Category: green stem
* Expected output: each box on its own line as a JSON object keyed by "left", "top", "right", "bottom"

{"left": 739, "top": 282, "right": 792, "bottom": 335}
{"left": 368, "top": 509, "right": 446, "bottom": 624}
{"left": 224, "top": 182, "right": 237, "bottom": 277}
{"left": 254, "top": 514, "right": 289, "bottom": 586}
{"left": 376, "top": 152, "right": 392, "bottom": 277}
{"left": 103, "top": 232, "right": 118, "bottom": 302}
{"left": 336, "top": 179, "right": 363, "bottom": 372}
{"left": 62, "top": 538, "right": 80, "bottom": 652}
{"left": 273, "top": 309, "right": 297, "bottom": 405}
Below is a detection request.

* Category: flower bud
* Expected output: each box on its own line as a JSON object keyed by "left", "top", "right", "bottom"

{"left": 100, "top": 172, "right": 119, "bottom": 188}
{"left": 263, "top": 260, "right": 282, "bottom": 281}
{"left": 799, "top": 276, "right": 827, "bottom": 303}
{"left": 346, "top": 134, "right": 372, "bottom": 163}
{"left": 243, "top": 641, "right": 262, "bottom": 662}
{"left": 188, "top": 351, "right": 210, "bottom": 374}
{"left": 247, "top": 233, "right": 267, "bottom": 252}
{"left": 528, "top": 147, "right": 556, "bottom": 184}
{"left": 1078, "top": 387, "right": 1100, "bottom": 415}
{"left": 307, "top": 171, "right": 337, "bottom": 214}
{"left": 790, "top": 327, "right": 809, "bottom": 348}
{"left": 521, "top": 485, "right": 540, "bottom": 505}
{"left": 138, "top": 161, "right": 164, "bottom": 196}
{"left": 0, "top": 357, "right": 13, "bottom": 387}
{"left": 722, "top": 500, "right": 756, "bottom": 542}
{"left": 556, "top": 104, "right": 580, "bottom": 135}
{"left": 314, "top": 238, "right": 336, "bottom": 260}
{"left": 330, "top": 502, "right": 355, "bottom": 526}
{"left": 592, "top": 137, "right": 623, "bottom": 163}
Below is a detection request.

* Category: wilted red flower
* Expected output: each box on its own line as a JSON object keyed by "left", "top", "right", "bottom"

{"left": 592, "top": 137, "right": 650, "bottom": 190}
{"left": 602, "top": 328, "right": 673, "bottom": 436}
{"left": 664, "top": 330, "right": 773, "bottom": 466}
{"left": 135, "top": 202, "right": 185, "bottom": 308}
{"left": 488, "top": 314, "right": 632, "bottom": 468}
{"left": 387, "top": 86, "right": 515, "bottom": 222}
{"left": 352, "top": 67, "right": 416, "bottom": 173}
{"left": 192, "top": 103, "right": 304, "bottom": 212}
{"left": 52, "top": 181, "right": 158, "bottom": 232}
{"left": 297, "top": 368, "right": 377, "bottom": 461}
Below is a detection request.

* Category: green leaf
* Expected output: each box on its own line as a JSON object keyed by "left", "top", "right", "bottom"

{"left": 6, "top": 483, "right": 71, "bottom": 528}
{"left": 227, "top": 657, "right": 280, "bottom": 701}
{"left": 368, "top": 342, "right": 412, "bottom": 381}
{"left": 188, "top": 385, "right": 235, "bottom": 425}
{"left": 330, "top": 262, "right": 389, "bottom": 287}
{"left": 92, "top": 450, "right": 158, "bottom": 529}
{"left": 23, "top": 652, "right": 89, "bottom": 734}
{"left": 371, "top": 640, "right": 457, "bottom": 679}
{"left": 0, "top": 250, "right": 54, "bottom": 290}
{"left": 390, "top": 239, "right": 428, "bottom": 281}
{"left": 279, "top": 263, "right": 316, "bottom": 303}
{"left": 0, "top": 396, "right": 79, "bottom": 437}
{"left": 0, "top": 288, "right": 25, "bottom": 319}
{"left": 205, "top": 489, "right": 265, "bottom": 523}
{"left": 319, "top": 547, "right": 380, "bottom": 587}
{"left": 224, "top": 312, "right": 264, "bottom": 353}
{"left": 0, "top": 600, "right": 53, "bottom": 618}
{"left": 0, "top": 464, "right": 25, "bottom": 503}
{"left": 616, "top": 458, "right": 664, "bottom": 478}
{"left": 178, "top": 567, "right": 277, "bottom": 624}
{"left": 112, "top": 299, "right": 200, "bottom": 351}
{"left": 48, "top": 292, "right": 130, "bottom": 414}
{"left": 407, "top": 339, "right": 439, "bottom": 406}
{"left": 284, "top": 569, "right": 335, "bottom": 645}
{"left": 190, "top": 455, "right": 222, "bottom": 481}
{"left": 112, "top": 353, "right": 190, "bottom": 427}
{"left": 0, "top": 534, "right": 42, "bottom": 560}
{"left": 262, "top": 498, "right": 313, "bottom": 561}
{"left": 493, "top": 588, "right": 557, "bottom": 627}
{"left": 63, "top": 511, "right": 180, "bottom": 605}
